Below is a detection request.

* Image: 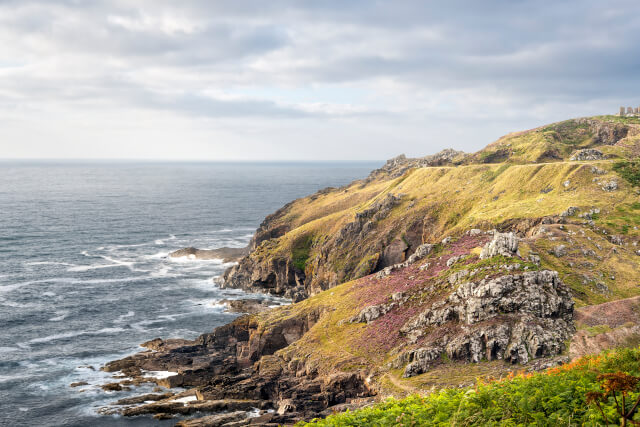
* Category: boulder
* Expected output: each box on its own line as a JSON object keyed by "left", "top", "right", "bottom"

{"left": 479, "top": 232, "right": 519, "bottom": 259}
{"left": 400, "top": 270, "right": 574, "bottom": 376}
{"left": 570, "top": 149, "right": 604, "bottom": 161}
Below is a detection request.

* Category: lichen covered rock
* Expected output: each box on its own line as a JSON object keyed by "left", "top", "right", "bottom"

{"left": 479, "top": 232, "right": 519, "bottom": 259}
{"left": 399, "top": 270, "right": 574, "bottom": 377}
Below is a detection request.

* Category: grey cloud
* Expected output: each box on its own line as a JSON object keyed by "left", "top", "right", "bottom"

{"left": 1, "top": 0, "right": 640, "bottom": 159}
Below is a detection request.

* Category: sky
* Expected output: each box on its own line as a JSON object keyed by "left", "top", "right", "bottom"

{"left": 1, "top": 0, "right": 640, "bottom": 161}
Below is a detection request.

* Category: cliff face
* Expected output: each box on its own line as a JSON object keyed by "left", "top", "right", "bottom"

{"left": 221, "top": 115, "right": 640, "bottom": 306}
{"left": 103, "top": 232, "right": 576, "bottom": 423}
{"left": 101, "top": 115, "right": 640, "bottom": 424}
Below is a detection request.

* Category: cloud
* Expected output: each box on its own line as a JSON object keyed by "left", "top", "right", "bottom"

{"left": 0, "top": 0, "right": 639, "bottom": 160}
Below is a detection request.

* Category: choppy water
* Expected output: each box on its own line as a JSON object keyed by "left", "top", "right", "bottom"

{"left": 0, "top": 161, "right": 378, "bottom": 426}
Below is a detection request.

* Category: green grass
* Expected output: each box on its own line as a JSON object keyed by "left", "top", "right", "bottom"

{"left": 292, "top": 235, "right": 313, "bottom": 271}
{"left": 613, "top": 160, "right": 640, "bottom": 186}
{"left": 594, "top": 115, "right": 640, "bottom": 125}
{"left": 300, "top": 347, "right": 640, "bottom": 426}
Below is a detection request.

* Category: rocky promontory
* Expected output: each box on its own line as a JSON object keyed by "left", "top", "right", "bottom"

{"left": 170, "top": 246, "right": 248, "bottom": 263}
{"left": 97, "top": 114, "right": 640, "bottom": 425}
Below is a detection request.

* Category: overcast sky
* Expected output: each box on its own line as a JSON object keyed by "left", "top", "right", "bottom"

{"left": 1, "top": 1, "right": 639, "bottom": 160}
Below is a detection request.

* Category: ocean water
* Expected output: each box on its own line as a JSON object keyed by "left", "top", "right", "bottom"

{"left": 0, "top": 161, "right": 378, "bottom": 427}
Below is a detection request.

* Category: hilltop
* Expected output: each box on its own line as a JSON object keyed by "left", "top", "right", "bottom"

{"left": 100, "top": 115, "right": 640, "bottom": 425}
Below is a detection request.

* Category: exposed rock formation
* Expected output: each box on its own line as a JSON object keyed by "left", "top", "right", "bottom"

{"left": 368, "top": 149, "right": 467, "bottom": 179}
{"left": 398, "top": 270, "right": 574, "bottom": 377}
{"left": 219, "top": 298, "right": 272, "bottom": 314}
{"left": 570, "top": 149, "right": 605, "bottom": 161}
{"left": 221, "top": 193, "right": 410, "bottom": 301}
{"left": 578, "top": 118, "right": 629, "bottom": 145}
{"left": 170, "top": 247, "right": 248, "bottom": 263}
{"left": 101, "top": 309, "right": 372, "bottom": 424}
{"left": 479, "top": 232, "right": 519, "bottom": 259}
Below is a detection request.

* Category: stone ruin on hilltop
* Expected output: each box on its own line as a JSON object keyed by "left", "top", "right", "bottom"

{"left": 619, "top": 106, "right": 640, "bottom": 116}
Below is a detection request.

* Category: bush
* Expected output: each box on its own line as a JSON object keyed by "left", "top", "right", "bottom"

{"left": 300, "top": 347, "right": 640, "bottom": 426}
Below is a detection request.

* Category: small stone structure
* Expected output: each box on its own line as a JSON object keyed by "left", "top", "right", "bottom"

{"left": 619, "top": 106, "right": 640, "bottom": 116}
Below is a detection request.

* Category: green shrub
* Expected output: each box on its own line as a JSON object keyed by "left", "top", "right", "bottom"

{"left": 291, "top": 235, "right": 313, "bottom": 271}
{"left": 613, "top": 160, "right": 640, "bottom": 186}
{"left": 300, "top": 347, "right": 640, "bottom": 426}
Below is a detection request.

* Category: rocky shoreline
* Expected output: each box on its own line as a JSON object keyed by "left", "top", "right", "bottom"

{"left": 91, "top": 117, "right": 640, "bottom": 424}
{"left": 98, "top": 311, "right": 375, "bottom": 425}
{"left": 95, "top": 231, "right": 582, "bottom": 425}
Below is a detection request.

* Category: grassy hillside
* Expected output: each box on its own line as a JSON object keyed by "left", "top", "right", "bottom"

{"left": 111, "top": 115, "right": 640, "bottom": 425}
{"left": 236, "top": 158, "right": 640, "bottom": 305}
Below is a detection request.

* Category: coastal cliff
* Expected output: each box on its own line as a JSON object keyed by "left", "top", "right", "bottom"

{"left": 100, "top": 115, "right": 640, "bottom": 425}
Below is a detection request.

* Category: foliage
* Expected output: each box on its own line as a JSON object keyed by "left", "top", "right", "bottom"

{"left": 300, "top": 347, "right": 640, "bottom": 426}
{"left": 613, "top": 160, "right": 640, "bottom": 187}
{"left": 292, "top": 235, "right": 313, "bottom": 270}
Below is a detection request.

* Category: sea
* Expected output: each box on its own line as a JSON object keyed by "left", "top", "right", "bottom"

{"left": 0, "top": 161, "right": 379, "bottom": 426}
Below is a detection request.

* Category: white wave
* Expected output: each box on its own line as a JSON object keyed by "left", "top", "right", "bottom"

{"left": 1, "top": 277, "right": 102, "bottom": 293}
{"left": 27, "top": 327, "right": 125, "bottom": 344}
{"left": 168, "top": 256, "right": 224, "bottom": 264}
{"left": 143, "top": 370, "right": 177, "bottom": 379}
{"left": 150, "top": 267, "right": 174, "bottom": 278}
{"left": 1, "top": 299, "right": 43, "bottom": 309}
{"left": 145, "top": 251, "right": 170, "bottom": 259}
{"left": 0, "top": 282, "right": 25, "bottom": 294}
{"left": 67, "top": 264, "right": 116, "bottom": 272}
{"left": 67, "top": 255, "right": 135, "bottom": 272}
{"left": 114, "top": 311, "right": 135, "bottom": 323}
{"left": 172, "top": 395, "right": 197, "bottom": 403}
{"left": 154, "top": 239, "right": 164, "bottom": 245}
{"left": 25, "top": 261, "right": 75, "bottom": 267}
{"left": 49, "top": 310, "right": 70, "bottom": 322}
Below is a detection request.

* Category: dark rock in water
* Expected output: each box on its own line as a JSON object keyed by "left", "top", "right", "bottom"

{"left": 101, "top": 309, "right": 372, "bottom": 422}
{"left": 170, "top": 247, "right": 248, "bottom": 263}
{"left": 141, "top": 337, "right": 194, "bottom": 352}
{"left": 114, "top": 393, "right": 174, "bottom": 405}
{"left": 69, "top": 381, "right": 88, "bottom": 388}
{"left": 219, "top": 298, "right": 272, "bottom": 314}
{"left": 101, "top": 382, "right": 129, "bottom": 392}
{"left": 153, "top": 413, "right": 174, "bottom": 420}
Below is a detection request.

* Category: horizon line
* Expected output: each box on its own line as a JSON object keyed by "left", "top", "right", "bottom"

{"left": 0, "top": 158, "right": 386, "bottom": 163}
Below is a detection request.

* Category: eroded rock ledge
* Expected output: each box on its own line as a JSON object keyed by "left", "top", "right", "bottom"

{"left": 396, "top": 270, "right": 574, "bottom": 377}
{"left": 101, "top": 308, "right": 373, "bottom": 425}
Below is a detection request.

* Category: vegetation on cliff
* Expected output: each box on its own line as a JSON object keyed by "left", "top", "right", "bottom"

{"left": 301, "top": 346, "right": 640, "bottom": 426}
{"left": 101, "top": 115, "right": 640, "bottom": 424}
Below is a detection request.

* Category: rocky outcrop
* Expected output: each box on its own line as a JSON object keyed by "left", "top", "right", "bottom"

{"left": 397, "top": 270, "right": 574, "bottom": 377}
{"left": 219, "top": 298, "right": 272, "bottom": 314}
{"left": 479, "top": 232, "right": 519, "bottom": 259}
{"left": 221, "top": 193, "right": 411, "bottom": 300}
{"left": 101, "top": 308, "right": 373, "bottom": 424}
{"left": 578, "top": 118, "right": 629, "bottom": 145}
{"left": 570, "top": 149, "right": 605, "bottom": 161}
{"left": 170, "top": 247, "right": 248, "bottom": 263}
{"left": 367, "top": 149, "right": 467, "bottom": 180}
{"left": 221, "top": 254, "right": 308, "bottom": 302}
